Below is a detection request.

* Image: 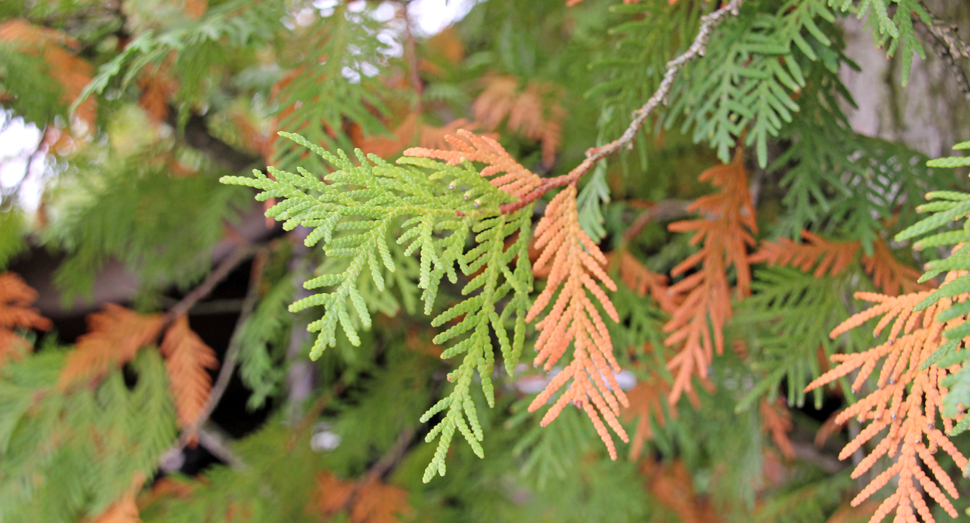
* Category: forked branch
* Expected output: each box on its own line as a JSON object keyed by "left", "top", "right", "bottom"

{"left": 499, "top": 0, "right": 745, "bottom": 214}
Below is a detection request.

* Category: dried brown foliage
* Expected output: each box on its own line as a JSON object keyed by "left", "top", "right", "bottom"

{"left": 351, "top": 479, "right": 411, "bottom": 523}
{"left": 751, "top": 230, "right": 859, "bottom": 278}
{"left": 311, "top": 473, "right": 410, "bottom": 523}
{"left": 356, "top": 114, "right": 483, "bottom": 159}
{"left": 752, "top": 231, "right": 927, "bottom": 296}
{"left": 623, "top": 367, "right": 674, "bottom": 459}
{"left": 760, "top": 398, "right": 796, "bottom": 460}
{"left": 0, "top": 272, "right": 52, "bottom": 365}
{"left": 525, "top": 184, "right": 629, "bottom": 459}
{"left": 313, "top": 472, "right": 355, "bottom": 516}
{"left": 805, "top": 282, "right": 970, "bottom": 523}
{"left": 404, "top": 129, "right": 542, "bottom": 199}
{"left": 137, "top": 62, "right": 177, "bottom": 124}
{"left": 608, "top": 250, "right": 677, "bottom": 314}
{"left": 471, "top": 75, "right": 566, "bottom": 168}
{"left": 58, "top": 305, "right": 165, "bottom": 389}
{"left": 863, "top": 240, "right": 928, "bottom": 296}
{"left": 159, "top": 315, "right": 218, "bottom": 435}
{"left": 640, "top": 459, "right": 725, "bottom": 523}
{"left": 665, "top": 155, "right": 756, "bottom": 403}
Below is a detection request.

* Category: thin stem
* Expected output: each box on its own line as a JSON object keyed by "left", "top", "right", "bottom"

{"left": 164, "top": 243, "right": 258, "bottom": 323}
{"left": 500, "top": 0, "right": 745, "bottom": 214}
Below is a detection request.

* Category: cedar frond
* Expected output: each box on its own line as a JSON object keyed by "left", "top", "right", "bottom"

{"left": 159, "top": 315, "right": 218, "bottom": 434}
{"left": 0, "top": 19, "right": 96, "bottom": 126}
{"left": 313, "top": 472, "right": 355, "bottom": 516}
{"left": 58, "top": 304, "right": 165, "bottom": 389}
{"left": 750, "top": 230, "right": 859, "bottom": 278}
{"left": 751, "top": 232, "right": 926, "bottom": 296}
{"left": 760, "top": 398, "right": 796, "bottom": 460}
{"left": 0, "top": 271, "right": 52, "bottom": 365}
{"left": 622, "top": 366, "right": 675, "bottom": 459}
{"left": 608, "top": 250, "right": 677, "bottom": 314}
{"left": 471, "top": 76, "right": 566, "bottom": 168}
{"left": 404, "top": 129, "right": 542, "bottom": 199}
{"left": 472, "top": 76, "right": 519, "bottom": 131}
{"left": 664, "top": 156, "right": 757, "bottom": 403}
{"left": 806, "top": 287, "right": 970, "bottom": 523}
{"left": 526, "top": 185, "right": 629, "bottom": 460}
{"left": 861, "top": 240, "right": 929, "bottom": 296}
{"left": 351, "top": 478, "right": 411, "bottom": 523}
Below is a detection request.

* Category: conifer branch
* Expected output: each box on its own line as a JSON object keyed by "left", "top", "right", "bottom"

{"left": 526, "top": 185, "right": 629, "bottom": 459}
{"left": 498, "top": 0, "right": 744, "bottom": 214}
{"left": 751, "top": 231, "right": 860, "bottom": 279}
{"left": 806, "top": 287, "right": 969, "bottom": 523}
{"left": 752, "top": 232, "right": 928, "bottom": 296}
{"left": 664, "top": 155, "right": 756, "bottom": 404}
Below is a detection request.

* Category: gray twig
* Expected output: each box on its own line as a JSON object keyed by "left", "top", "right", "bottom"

{"left": 501, "top": 0, "right": 745, "bottom": 213}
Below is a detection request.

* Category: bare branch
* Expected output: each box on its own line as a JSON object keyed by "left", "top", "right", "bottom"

{"left": 164, "top": 243, "right": 258, "bottom": 322}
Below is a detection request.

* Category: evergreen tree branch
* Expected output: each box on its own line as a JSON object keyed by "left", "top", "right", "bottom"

{"left": 499, "top": 0, "right": 744, "bottom": 214}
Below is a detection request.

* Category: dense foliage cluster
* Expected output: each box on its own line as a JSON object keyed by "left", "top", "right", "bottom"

{"left": 1, "top": 1, "right": 970, "bottom": 522}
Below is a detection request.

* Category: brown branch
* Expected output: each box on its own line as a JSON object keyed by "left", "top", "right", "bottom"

{"left": 914, "top": 3, "right": 970, "bottom": 104}
{"left": 363, "top": 429, "right": 415, "bottom": 483}
{"left": 499, "top": 0, "right": 745, "bottom": 214}
{"left": 164, "top": 243, "right": 258, "bottom": 323}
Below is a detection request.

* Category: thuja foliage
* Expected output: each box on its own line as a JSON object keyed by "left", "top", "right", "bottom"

{"left": 2, "top": 0, "right": 970, "bottom": 523}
